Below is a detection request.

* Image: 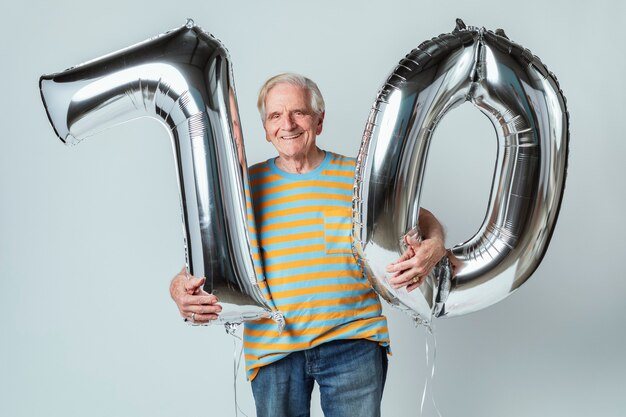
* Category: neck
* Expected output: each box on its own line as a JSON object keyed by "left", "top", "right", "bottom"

{"left": 275, "top": 148, "right": 325, "bottom": 174}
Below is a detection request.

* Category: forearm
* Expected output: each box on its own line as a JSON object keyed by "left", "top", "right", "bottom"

{"left": 418, "top": 207, "right": 445, "bottom": 244}
{"left": 170, "top": 267, "right": 187, "bottom": 300}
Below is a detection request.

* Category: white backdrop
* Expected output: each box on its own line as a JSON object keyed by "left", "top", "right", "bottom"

{"left": 1, "top": 1, "right": 625, "bottom": 416}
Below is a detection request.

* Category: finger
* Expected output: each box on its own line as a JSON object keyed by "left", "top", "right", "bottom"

{"left": 415, "top": 238, "right": 446, "bottom": 264}
{"left": 386, "top": 256, "right": 412, "bottom": 272}
{"left": 396, "top": 255, "right": 436, "bottom": 276}
{"left": 186, "top": 303, "right": 223, "bottom": 316}
{"left": 398, "top": 247, "right": 414, "bottom": 261}
{"left": 181, "top": 303, "right": 222, "bottom": 322}
{"left": 387, "top": 257, "right": 419, "bottom": 273}
{"left": 388, "top": 268, "right": 417, "bottom": 287}
{"left": 409, "top": 243, "right": 433, "bottom": 262}
{"left": 189, "top": 313, "right": 219, "bottom": 324}
{"left": 406, "top": 277, "right": 425, "bottom": 292}
{"left": 405, "top": 234, "right": 421, "bottom": 248}
{"left": 181, "top": 293, "right": 219, "bottom": 307}
{"left": 184, "top": 276, "right": 205, "bottom": 293}
{"left": 404, "top": 274, "right": 426, "bottom": 290}
{"left": 386, "top": 248, "right": 415, "bottom": 271}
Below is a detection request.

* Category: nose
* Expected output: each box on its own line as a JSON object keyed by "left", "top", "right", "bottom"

{"left": 280, "top": 113, "right": 296, "bottom": 130}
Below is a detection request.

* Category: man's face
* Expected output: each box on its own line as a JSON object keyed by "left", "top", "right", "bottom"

{"left": 263, "top": 83, "right": 324, "bottom": 160}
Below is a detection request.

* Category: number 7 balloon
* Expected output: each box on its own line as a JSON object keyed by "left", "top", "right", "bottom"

{"left": 39, "top": 19, "right": 282, "bottom": 327}
{"left": 352, "top": 19, "right": 569, "bottom": 325}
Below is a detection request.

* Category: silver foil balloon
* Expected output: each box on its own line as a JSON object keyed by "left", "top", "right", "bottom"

{"left": 39, "top": 20, "right": 282, "bottom": 327}
{"left": 352, "top": 19, "right": 568, "bottom": 324}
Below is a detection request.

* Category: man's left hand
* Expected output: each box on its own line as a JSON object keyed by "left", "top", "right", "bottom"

{"left": 386, "top": 235, "right": 446, "bottom": 292}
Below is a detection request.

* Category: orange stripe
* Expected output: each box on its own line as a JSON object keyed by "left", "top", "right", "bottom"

{"left": 261, "top": 218, "right": 322, "bottom": 232}
{"left": 263, "top": 244, "right": 325, "bottom": 259}
{"left": 324, "top": 236, "right": 351, "bottom": 244}
{"left": 261, "top": 230, "right": 323, "bottom": 245}
{"left": 248, "top": 165, "right": 271, "bottom": 175}
{"left": 252, "top": 180, "right": 352, "bottom": 200}
{"left": 325, "top": 222, "right": 351, "bottom": 230}
{"left": 244, "top": 306, "right": 382, "bottom": 338}
{"left": 322, "top": 169, "right": 354, "bottom": 178}
{"left": 275, "top": 292, "right": 378, "bottom": 311}
{"left": 265, "top": 269, "right": 361, "bottom": 286}
{"left": 244, "top": 329, "right": 389, "bottom": 361}
{"left": 257, "top": 206, "right": 326, "bottom": 221}
{"left": 251, "top": 173, "right": 281, "bottom": 187}
{"left": 270, "top": 282, "right": 371, "bottom": 299}
{"left": 244, "top": 318, "right": 387, "bottom": 351}
{"left": 264, "top": 256, "right": 355, "bottom": 273}
{"left": 330, "top": 159, "right": 356, "bottom": 167}
{"left": 248, "top": 368, "right": 260, "bottom": 380}
{"left": 256, "top": 193, "right": 351, "bottom": 210}
{"left": 285, "top": 304, "right": 381, "bottom": 324}
{"left": 244, "top": 292, "right": 377, "bottom": 315}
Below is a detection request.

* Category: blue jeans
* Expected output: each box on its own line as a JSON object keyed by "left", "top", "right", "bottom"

{"left": 250, "top": 339, "right": 388, "bottom": 417}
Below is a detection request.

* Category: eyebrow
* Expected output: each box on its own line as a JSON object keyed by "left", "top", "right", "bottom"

{"left": 266, "top": 108, "right": 310, "bottom": 119}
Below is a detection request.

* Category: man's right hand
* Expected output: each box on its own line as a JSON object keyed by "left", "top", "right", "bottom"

{"left": 170, "top": 267, "right": 222, "bottom": 324}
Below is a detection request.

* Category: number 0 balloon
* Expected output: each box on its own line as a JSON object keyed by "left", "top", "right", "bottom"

{"left": 39, "top": 20, "right": 282, "bottom": 327}
{"left": 352, "top": 19, "right": 568, "bottom": 324}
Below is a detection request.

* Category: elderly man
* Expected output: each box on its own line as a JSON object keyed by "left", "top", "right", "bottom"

{"left": 170, "top": 73, "right": 446, "bottom": 417}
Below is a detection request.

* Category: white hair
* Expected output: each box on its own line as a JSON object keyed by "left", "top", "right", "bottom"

{"left": 257, "top": 73, "right": 325, "bottom": 120}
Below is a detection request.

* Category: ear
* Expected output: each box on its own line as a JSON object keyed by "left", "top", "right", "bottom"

{"left": 264, "top": 121, "right": 272, "bottom": 142}
{"left": 316, "top": 111, "right": 325, "bottom": 135}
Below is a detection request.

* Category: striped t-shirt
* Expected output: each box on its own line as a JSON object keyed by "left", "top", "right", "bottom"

{"left": 244, "top": 151, "right": 390, "bottom": 380}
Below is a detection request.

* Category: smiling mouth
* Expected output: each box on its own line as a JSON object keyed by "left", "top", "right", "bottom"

{"left": 281, "top": 133, "right": 303, "bottom": 140}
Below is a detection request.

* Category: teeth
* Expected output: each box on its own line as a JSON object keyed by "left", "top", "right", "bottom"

{"left": 282, "top": 133, "right": 301, "bottom": 139}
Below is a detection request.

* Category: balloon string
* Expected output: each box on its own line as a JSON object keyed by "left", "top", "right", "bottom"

{"left": 419, "top": 324, "right": 443, "bottom": 417}
{"left": 225, "top": 323, "right": 250, "bottom": 417}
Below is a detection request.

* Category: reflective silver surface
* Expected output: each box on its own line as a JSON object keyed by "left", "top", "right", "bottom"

{"left": 353, "top": 20, "right": 568, "bottom": 324}
{"left": 40, "top": 20, "right": 281, "bottom": 326}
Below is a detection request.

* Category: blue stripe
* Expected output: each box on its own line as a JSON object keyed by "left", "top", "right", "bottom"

{"left": 255, "top": 185, "right": 352, "bottom": 201}
{"left": 258, "top": 212, "right": 323, "bottom": 226}
{"left": 254, "top": 184, "right": 351, "bottom": 203}
{"left": 265, "top": 276, "right": 366, "bottom": 292}
{"left": 256, "top": 198, "right": 352, "bottom": 212}
{"left": 245, "top": 316, "right": 386, "bottom": 345}
{"left": 271, "top": 289, "right": 372, "bottom": 305}
{"left": 325, "top": 162, "right": 356, "bottom": 171}
{"left": 259, "top": 224, "right": 323, "bottom": 239}
{"left": 244, "top": 322, "right": 388, "bottom": 356}
{"left": 324, "top": 229, "right": 349, "bottom": 238}
{"left": 325, "top": 215, "right": 351, "bottom": 222}
{"left": 263, "top": 251, "right": 333, "bottom": 266}
{"left": 265, "top": 263, "right": 361, "bottom": 277}
{"left": 245, "top": 298, "right": 381, "bottom": 332}
{"left": 261, "top": 239, "right": 325, "bottom": 252}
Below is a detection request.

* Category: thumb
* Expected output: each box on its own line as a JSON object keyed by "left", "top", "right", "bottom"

{"left": 405, "top": 234, "right": 420, "bottom": 249}
{"left": 184, "top": 276, "right": 206, "bottom": 293}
